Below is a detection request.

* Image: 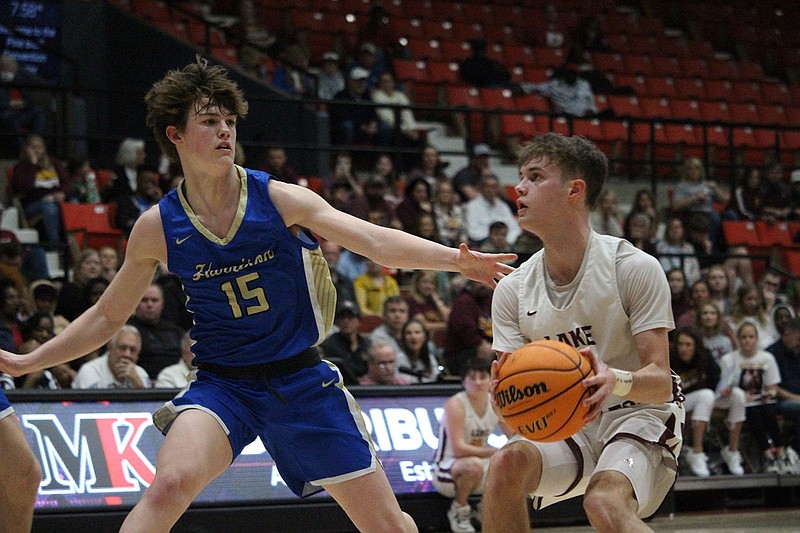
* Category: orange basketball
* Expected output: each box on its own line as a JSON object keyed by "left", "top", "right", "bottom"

{"left": 495, "top": 340, "right": 595, "bottom": 442}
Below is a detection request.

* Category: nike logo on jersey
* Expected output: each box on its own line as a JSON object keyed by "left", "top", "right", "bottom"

{"left": 176, "top": 235, "right": 192, "bottom": 245}
{"left": 322, "top": 378, "right": 336, "bottom": 388}
{"left": 527, "top": 310, "right": 537, "bottom": 316}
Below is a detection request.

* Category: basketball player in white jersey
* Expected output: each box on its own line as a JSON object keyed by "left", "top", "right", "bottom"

{"left": 482, "top": 133, "right": 684, "bottom": 533}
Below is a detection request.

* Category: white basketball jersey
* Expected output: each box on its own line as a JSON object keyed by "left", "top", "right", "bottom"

{"left": 493, "top": 232, "right": 676, "bottom": 410}
{"left": 434, "top": 391, "right": 499, "bottom": 464}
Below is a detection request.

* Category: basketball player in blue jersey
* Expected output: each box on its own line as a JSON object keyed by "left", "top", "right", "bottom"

{"left": 0, "top": 389, "right": 42, "bottom": 532}
{"left": 483, "top": 134, "right": 684, "bottom": 533}
{"left": 0, "top": 56, "right": 515, "bottom": 533}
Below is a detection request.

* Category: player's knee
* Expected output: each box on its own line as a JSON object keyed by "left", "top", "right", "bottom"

{"left": 583, "top": 481, "right": 637, "bottom": 526}
{"left": 20, "top": 454, "right": 41, "bottom": 497}
{"left": 147, "top": 468, "right": 203, "bottom": 502}
{"left": 486, "top": 446, "right": 535, "bottom": 493}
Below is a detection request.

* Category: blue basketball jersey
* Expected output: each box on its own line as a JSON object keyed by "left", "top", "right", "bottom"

{"left": 159, "top": 166, "right": 336, "bottom": 366}
{"left": 0, "top": 388, "right": 13, "bottom": 419}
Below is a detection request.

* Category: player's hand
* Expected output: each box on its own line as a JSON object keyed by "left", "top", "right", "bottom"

{"left": 489, "top": 351, "right": 509, "bottom": 407}
{"left": 580, "top": 348, "right": 613, "bottom": 423}
{"left": 457, "top": 243, "right": 516, "bottom": 289}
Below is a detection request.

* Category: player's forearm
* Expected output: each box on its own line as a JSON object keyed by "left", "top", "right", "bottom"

{"left": 364, "top": 227, "right": 461, "bottom": 272}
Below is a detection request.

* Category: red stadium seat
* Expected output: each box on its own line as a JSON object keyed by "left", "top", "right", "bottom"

{"left": 722, "top": 220, "right": 761, "bottom": 247}
{"left": 669, "top": 99, "right": 702, "bottom": 121}
{"left": 607, "top": 95, "right": 641, "bottom": 118}
{"left": 704, "top": 80, "right": 735, "bottom": 102}
{"left": 514, "top": 94, "right": 550, "bottom": 112}
{"left": 699, "top": 101, "right": 731, "bottom": 123}
{"left": 644, "top": 76, "right": 676, "bottom": 98}
{"left": 732, "top": 81, "right": 763, "bottom": 104}
{"left": 674, "top": 78, "right": 707, "bottom": 100}
{"left": 756, "top": 221, "right": 794, "bottom": 246}
{"left": 678, "top": 58, "right": 708, "bottom": 78}
{"left": 639, "top": 97, "right": 670, "bottom": 119}
{"left": 729, "top": 103, "right": 760, "bottom": 125}
{"left": 651, "top": 57, "right": 681, "bottom": 78}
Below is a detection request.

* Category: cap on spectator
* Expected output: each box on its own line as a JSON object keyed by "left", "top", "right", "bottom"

{"left": 336, "top": 300, "right": 361, "bottom": 318}
{"left": 360, "top": 42, "right": 377, "bottom": 55}
{"left": 322, "top": 51, "right": 339, "bottom": 62}
{"left": 349, "top": 67, "right": 370, "bottom": 81}
{"left": 0, "top": 230, "right": 18, "bottom": 245}
{"left": 791, "top": 169, "right": 800, "bottom": 183}
{"left": 473, "top": 143, "right": 492, "bottom": 157}
{"left": 30, "top": 279, "right": 58, "bottom": 301}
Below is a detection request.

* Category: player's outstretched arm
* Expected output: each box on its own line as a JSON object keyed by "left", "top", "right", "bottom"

{"left": 272, "top": 181, "right": 516, "bottom": 287}
{"left": 0, "top": 209, "right": 164, "bottom": 377}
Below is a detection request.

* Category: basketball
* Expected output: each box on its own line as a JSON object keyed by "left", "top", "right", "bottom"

{"left": 495, "top": 340, "right": 595, "bottom": 442}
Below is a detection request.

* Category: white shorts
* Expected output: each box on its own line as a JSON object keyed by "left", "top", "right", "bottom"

{"left": 432, "top": 457, "right": 491, "bottom": 498}
{"left": 511, "top": 402, "right": 684, "bottom": 519}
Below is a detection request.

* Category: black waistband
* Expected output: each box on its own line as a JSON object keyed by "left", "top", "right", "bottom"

{"left": 196, "top": 347, "right": 321, "bottom": 380}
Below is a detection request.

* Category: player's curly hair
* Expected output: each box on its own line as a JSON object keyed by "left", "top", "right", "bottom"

{"left": 517, "top": 133, "right": 608, "bottom": 208}
{"left": 145, "top": 55, "right": 249, "bottom": 162}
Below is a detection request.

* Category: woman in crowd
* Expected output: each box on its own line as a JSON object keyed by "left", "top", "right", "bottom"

{"left": 54, "top": 248, "right": 102, "bottom": 322}
{"left": 696, "top": 301, "right": 736, "bottom": 362}
{"left": 671, "top": 327, "right": 745, "bottom": 477}
{"left": 397, "top": 318, "right": 441, "bottom": 383}
{"left": 404, "top": 270, "right": 451, "bottom": 335}
{"left": 727, "top": 283, "right": 779, "bottom": 349}
{"left": 657, "top": 216, "right": 701, "bottom": 285}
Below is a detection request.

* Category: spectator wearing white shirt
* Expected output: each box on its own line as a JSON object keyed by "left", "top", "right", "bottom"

{"left": 520, "top": 61, "right": 598, "bottom": 118}
{"left": 156, "top": 331, "right": 196, "bottom": 388}
{"left": 72, "top": 325, "right": 150, "bottom": 389}
{"left": 463, "top": 175, "right": 520, "bottom": 246}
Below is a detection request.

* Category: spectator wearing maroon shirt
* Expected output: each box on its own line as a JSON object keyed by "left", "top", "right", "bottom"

{"left": 443, "top": 280, "right": 493, "bottom": 377}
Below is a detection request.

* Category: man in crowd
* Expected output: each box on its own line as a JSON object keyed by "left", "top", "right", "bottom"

{"left": 72, "top": 325, "right": 150, "bottom": 388}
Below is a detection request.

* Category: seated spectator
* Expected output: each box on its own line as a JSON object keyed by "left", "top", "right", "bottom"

{"left": 115, "top": 168, "right": 163, "bottom": 237}
{"left": 432, "top": 357, "right": 511, "bottom": 533}
{"left": 329, "top": 67, "right": 390, "bottom": 147}
{"left": 64, "top": 155, "right": 101, "bottom": 203}
{"left": 671, "top": 327, "right": 746, "bottom": 477}
{"left": 320, "top": 240, "right": 357, "bottom": 304}
{"left": 72, "top": 325, "right": 151, "bottom": 389}
{"left": 102, "top": 138, "right": 146, "bottom": 204}
{"left": 345, "top": 176, "right": 402, "bottom": 228}
{"left": 519, "top": 60, "right": 598, "bottom": 117}
{"left": 317, "top": 51, "right": 345, "bottom": 101}
{"left": 17, "top": 311, "right": 69, "bottom": 389}
{"left": 623, "top": 189, "right": 661, "bottom": 241}
{"left": 670, "top": 157, "right": 726, "bottom": 243}
{"left": 656, "top": 216, "right": 701, "bottom": 285}
{"left": 667, "top": 268, "right": 692, "bottom": 324}
{"left": 0, "top": 54, "right": 50, "bottom": 151}
{"left": 353, "top": 257, "right": 400, "bottom": 317}
{"left": 452, "top": 144, "right": 492, "bottom": 202}
{"left": 760, "top": 162, "right": 791, "bottom": 223}
{"left": 685, "top": 212, "right": 725, "bottom": 273}
{"left": 397, "top": 318, "right": 441, "bottom": 383}
{"left": 459, "top": 39, "right": 511, "bottom": 88}
{"left": 29, "top": 279, "right": 68, "bottom": 334}
{"left": 697, "top": 301, "right": 736, "bottom": 362}
{"left": 319, "top": 300, "right": 371, "bottom": 384}
{"left": 707, "top": 264, "right": 733, "bottom": 317}
{"left": 10, "top": 134, "right": 68, "bottom": 245}
{"left": 369, "top": 296, "right": 409, "bottom": 363}
{"left": 55, "top": 248, "right": 101, "bottom": 322}
{"left": 479, "top": 222, "right": 512, "bottom": 254}
{"left": 404, "top": 270, "right": 450, "bottom": 334}
{"left": 624, "top": 213, "right": 657, "bottom": 256}
{"left": 371, "top": 153, "right": 403, "bottom": 207}
{"left": 350, "top": 41, "right": 385, "bottom": 91}
{"left": 434, "top": 181, "right": 467, "bottom": 248}
{"left": 358, "top": 339, "right": 413, "bottom": 386}
{"left": 0, "top": 279, "right": 23, "bottom": 351}
{"left": 156, "top": 331, "right": 196, "bottom": 388}
{"left": 322, "top": 151, "right": 362, "bottom": 204}
{"left": 407, "top": 146, "right": 449, "bottom": 190}
{"left": 415, "top": 212, "right": 443, "bottom": 243}
{"left": 727, "top": 283, "right": 779, "bottom": 350}
{"left": 463, "top": 175, "right": 520, "bottom": 247}
{"left": 677, "top": 279, "right": 711, "bottom": 328}
{"left": 589, "top": 189, "right": 624, "bottom": 237}
{"left": 719, "top": 323, "right": 795, "bottom": 473}
{"left": 0, "top": 230, "right": 49, "bottom": 297}
{"left": 127, "top": 283, "right": 185, "bottom": 380}
{"left": 258, "top": 146, "right": 299, "bottom": 184}
{"left": 271, "top": 45, "right": 314, "bottom": 98}
{"left": 356, "top": 4, "right": 403, "bottom": 72}
{"left": 443, "top": 280, "right": 493, "bottom": 377}
{"left": 769, "top": 318, "right": 800, "bottom": 455}
{"left": 724, "top": 166, "right": 763, "bottom": 222}
{"left": 395, "top": 176, "right": 436, "bottom": 234}
{"left": 759, "top": 269, "right": 786, "bottom": 314}
{"left": 336, "top": 248, "right": 368, "bottom": 283}
{"left": 371, "top": 71, "right": 424, "bottom": 170}
{"left": 98, "top": 246, "right": 120, "bottom": 283}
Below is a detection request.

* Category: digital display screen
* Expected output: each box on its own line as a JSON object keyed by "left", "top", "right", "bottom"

{"left": 0, "top": 0, "right": 61, "bottom": 82}
{"left": 10, "top": 392, "right": 507, "bottom": 512}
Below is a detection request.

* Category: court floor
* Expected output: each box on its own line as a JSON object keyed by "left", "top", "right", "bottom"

{"left": 530, "top": 508, "right": 800, "bottom": 532}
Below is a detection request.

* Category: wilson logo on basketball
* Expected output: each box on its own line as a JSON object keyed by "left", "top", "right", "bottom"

{"left": 495, "top": 382, "right": 549, "bottom": 409}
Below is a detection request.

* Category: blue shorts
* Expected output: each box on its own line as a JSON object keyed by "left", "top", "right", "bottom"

{"left": 153, "top": 360, "right": 376, "bottom": 497}
{"left": 0, "top": 389, "right": 13, "bottom": 420}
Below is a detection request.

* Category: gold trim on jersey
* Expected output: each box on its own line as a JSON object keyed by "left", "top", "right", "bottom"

{"left": 177, "top": 165, "right": 248, "bottom": 245}
{"left": 305, "top": 246, "right": 337, "bottom": 340}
